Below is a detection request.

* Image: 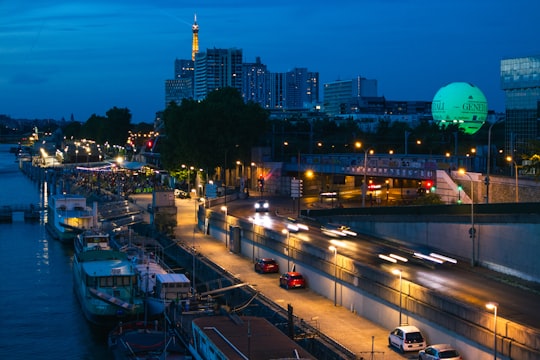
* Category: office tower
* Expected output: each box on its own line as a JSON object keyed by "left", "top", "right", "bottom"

{"left": 194, "top": 48, "right": 243, "bottom": 100}
{"left": 164, "top": 59, "right": 194, "bottom": 107}
{"left": 192, "top": 14, "right": 199, "bottom": 61}
{"left": 501, "top": 56, "right": 540, "bottom": 158}
{"left": 323, "top": 77, "right": 378, "bottom": 116}
{"left": 242, "top": 57, "right": 267, "bottom": 103}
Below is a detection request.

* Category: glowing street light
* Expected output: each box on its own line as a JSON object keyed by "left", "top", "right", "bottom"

{"left": 486, "top": 302, "right": 499, "bottom": 360}
{"left": 392, "top": 269, "right": 404, "bottom": 325}
{"left": 329, "top": 246, "right": 338, "bottom": 306}
{"left": 506, "top": 156, "right": 519, "bottom": 203}
{"left": 357, "top": 142, "right": 374, "bottom": 207}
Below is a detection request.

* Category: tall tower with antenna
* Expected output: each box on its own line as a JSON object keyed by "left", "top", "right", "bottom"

{"left": 191, "top": 14, "right": 199, "bottom": 61}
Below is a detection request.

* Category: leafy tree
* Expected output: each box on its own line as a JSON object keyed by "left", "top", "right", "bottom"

{"left": 105, "top": 107, "right": 132, "bottom": 145}
{"left": 522, "top": 140, "right": 540, "bottom": 180}
{"left": 81, "top": 114, "right": 106, "bottom": 142}
{"left": 62, "top": 121, "right": 82, "bottom": 139}
{"left": 79, "top": 107, "right": 132, "bottom": 145}
{"left": 161, "top": 87, "right": 268, "bottom": 176}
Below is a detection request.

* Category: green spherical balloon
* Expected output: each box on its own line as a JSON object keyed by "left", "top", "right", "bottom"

{"left": 431, "top": 82, "right": 488, "bottom": 134}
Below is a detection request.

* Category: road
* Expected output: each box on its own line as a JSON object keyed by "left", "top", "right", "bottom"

{"left": 223, "top": 195, "right": 540, "bottom": 330}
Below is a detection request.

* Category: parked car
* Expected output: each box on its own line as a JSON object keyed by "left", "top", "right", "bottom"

{"left": 419, "top": 344, "right": 462, "bottom": 360}
{"left": 279, "top": 271, "right": 306, "bottom": 289}
{"left": 388, "top": 325, "right": 426, "bottom": 353}
{"left": 254, "top": 200, "right": 270, "bottom": 212}
{"left": 254, "top": 258, "right": 279, "bottom": 273}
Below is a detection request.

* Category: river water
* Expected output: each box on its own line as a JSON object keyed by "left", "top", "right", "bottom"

{"left": 0, "top": 143, "right": 112, "bottom": 359}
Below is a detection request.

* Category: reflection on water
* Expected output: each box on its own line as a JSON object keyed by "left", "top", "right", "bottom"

{"left": 0, "top": 144, "right": 112, "bottom": 359}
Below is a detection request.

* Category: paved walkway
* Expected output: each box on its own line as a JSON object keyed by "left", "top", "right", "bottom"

{"left": 131, "top": 194, "right": 409, "bottom": 360}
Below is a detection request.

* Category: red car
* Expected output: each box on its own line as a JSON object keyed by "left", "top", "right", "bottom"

{"left": 254, "top": 258, "right": 280, "bottom": 273}
{"left": 279, "top": 271, "right": 306, "bottom": 289}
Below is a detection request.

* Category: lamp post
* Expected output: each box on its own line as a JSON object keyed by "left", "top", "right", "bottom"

{"left": 250, "top": 162, "right": 257, "bottom": 190}
{"left": 249, "top": 217, "right": 257, "bottom": 263}
{"left": 506, "top": 157, "right": 519, "bottom": 203}
{"left": 329, "top": 246, "right": 338, "bottom": 306}
{"left": 486, "top": 302, "right": 499, "bottom": 360}
{"left": 459, "top": 169, "right": 475, "bottom": 267}
{"left": 282, "top": 229, "right": 291, "bottom": 271}
{"left": 485, "top": 119, "right": 503, "bottom": 203}
{"left": 392, "top": 269, "right": 403, "bottom": 325}
{"left": 360, "top": 144, "right": 373, "bottom": 207}
{"left": 192, "top": 227, "right": 197, "bottom": 295}
{"left": 221, "top": 206, "right": 228, "bottom": 249}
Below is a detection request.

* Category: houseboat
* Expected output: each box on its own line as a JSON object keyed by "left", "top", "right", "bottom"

{"left": 47, "top": 194, "right": 96, "bottom": 242}
{"left": 189, "top": 316, "right": 315, "bottom": 360}
{"left": 74, "top": 228, "right": 111, "bottom": 254}
{"left": 73, "top": 249, "right": 144, "bottom": 326}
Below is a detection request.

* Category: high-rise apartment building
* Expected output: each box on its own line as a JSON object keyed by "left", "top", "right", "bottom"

{"left": 242, "top": 57, "right": 267, "bottom": 103}
{"left": 284, "top": 68, "right": 319, "bottom": 110}
{"left": 194, "top": 48, "right": 243, "bottom": 100}
{"left": 501, "top": 56, "right": 540, "bottom": 159}
{"left": 164, "top": 15, "right": 319, "bottom": 111}
{"left": 263, "top": 72, "right": 286, "bottom": 109}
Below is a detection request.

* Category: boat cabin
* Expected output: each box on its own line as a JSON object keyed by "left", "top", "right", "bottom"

{"left": 155, "top": 273, "right": 191, "bottom": 300}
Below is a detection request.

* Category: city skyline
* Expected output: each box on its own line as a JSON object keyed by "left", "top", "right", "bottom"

{"left": 2, "top": 0, "right": 539, "bottom": 123}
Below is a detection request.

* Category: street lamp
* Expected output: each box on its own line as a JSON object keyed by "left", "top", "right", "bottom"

{"left": 329, "top": 246, "right": 338, "bottom": 306}
{"left": 282, "top": 229, "right": 291, "bottom": 271}
{"left": 485, "top": 119, "right": 503, "bottom": 203}
{"left": 359, "top": 144, "right": 374, "bottom": 207}
{"left": 221, "top": 206, "right": 228, "bottom": 249}
{"left": 392, "top": 269, "right": 403, "bottom": 325}
{"left": 250, "top": 162, "right": 257, "bottom": 190}
{"left": 458, "top": 168, "right": 476, "bottom": 267}
{"left": 189, "top": 166, "right": 194, "bottom": 193}
{"left": 249, "top": 217, "right": 257, "bottom": 263}
{"left": 506, "top": 156, "right": 519, "bottom": 203}
{"left": 486, "top": 302, "right": 499, "bottom": 360}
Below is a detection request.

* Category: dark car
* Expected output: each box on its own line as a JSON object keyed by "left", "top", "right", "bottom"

{"left": 279, "top": 271, "right": 306, "bottom": 289}
{"left": 254, "top": 258, "right": 279, "bottom": 273}
{"left": 254, "top": 200, "right": 270, "bottom": 212}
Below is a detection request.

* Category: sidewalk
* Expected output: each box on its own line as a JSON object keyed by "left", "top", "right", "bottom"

{"left": 130, "top": 194, "right": 407, "bottom": 360}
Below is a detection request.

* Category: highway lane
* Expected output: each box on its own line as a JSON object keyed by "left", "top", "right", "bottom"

{"left": 223, "top": 195, "right": 540, "bottom": 331}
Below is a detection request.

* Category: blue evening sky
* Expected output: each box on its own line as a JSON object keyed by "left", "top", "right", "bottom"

{"left": 1, "top": 0, "right": 539, "bottom": 123}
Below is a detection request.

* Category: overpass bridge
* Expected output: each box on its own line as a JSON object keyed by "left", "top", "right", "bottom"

{"left": 282, "top": 153, "right": 465, "bottom": 181}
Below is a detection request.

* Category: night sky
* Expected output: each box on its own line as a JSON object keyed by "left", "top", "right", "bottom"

{"left": 2, "top": 0, "right": 539, "bottom": 123}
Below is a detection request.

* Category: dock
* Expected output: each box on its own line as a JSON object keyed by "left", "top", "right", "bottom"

{"left": 0, "top": 204, "right": 42, "bottom": 223}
